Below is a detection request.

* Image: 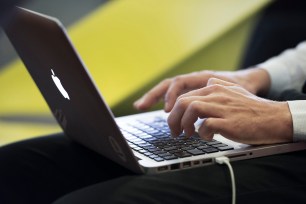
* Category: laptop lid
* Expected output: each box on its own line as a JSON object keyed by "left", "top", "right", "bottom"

{"left": 5, "top": 7, "right": 306, "bottom": 175}
{"left": 4, "top": 7, "right": 143, "bottom": 173}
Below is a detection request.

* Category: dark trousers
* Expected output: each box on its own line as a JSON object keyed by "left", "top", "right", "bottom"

{"left": 0, "top": 133, "right": 306, "bottom": 204}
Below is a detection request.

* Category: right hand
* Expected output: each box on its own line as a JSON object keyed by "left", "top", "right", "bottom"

{"left": 134, "top": 68, "right": 270, "bottom": 112}
{"left": 166, "top": 78, "right": 292, "bottom": 144}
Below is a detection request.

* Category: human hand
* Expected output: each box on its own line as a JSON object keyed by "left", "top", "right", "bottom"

{"left": 134, "top": 68, "right": 270, "bottom": 112}
{"left": 167, "top": 78, "right": 293, "bottom": 145}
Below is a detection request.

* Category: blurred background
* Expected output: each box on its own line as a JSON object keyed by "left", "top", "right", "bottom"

{"left": 0, "top": 0, "right": 272, "bottom": 145}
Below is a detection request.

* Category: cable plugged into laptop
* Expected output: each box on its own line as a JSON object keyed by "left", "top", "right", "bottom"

{"left": 215, "top": 156, "right": 236, "bottom": 204}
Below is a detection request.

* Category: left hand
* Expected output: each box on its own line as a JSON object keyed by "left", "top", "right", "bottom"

{"left": 168, "top": 78, "right": 293, "bottom": 145}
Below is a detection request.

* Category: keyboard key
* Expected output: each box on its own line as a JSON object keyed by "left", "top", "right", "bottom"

{"left": 142, "top": 145, "right": 154, "bottom": 150}
{"left": 144, "top": 152, "right": 154, "bottom": 156}
{"left": 212, "top": 143, "right": 227, "bottom": 148}
{"left": 187, "top": 149, "right": 205, "bottom": 155}
{"left": 139, "top": 134, "right": 153, "bottom": 139}
{"left": 151, "top": 132, "right": 166, "bottom": 137}
{"left": 169, "top": 149, "right": 180, "bottom": 154}
{"left": 163, "top": 155, "right": 178, "bottom": 160}
{"left": 138, "top": 143, "right": 151, "bottom": 147}
{"left": 199, "top": 140, "right": 208, "bottom": 144}
{"left": 138, "top": 149, "right": 148, "bottom": 154}
{"left": 164, "top": 146, "right": 177, "bottom": 151}
{"left": 192, "top": 143, "right": 201, "bottom": 147}
{"left": 174, "top": 151, "right": 192, "bottom": 158}
{"left": 132, "top": 146, "right": 142, "bottom": 151}
{"left": 154, "top": 157, "right": 164, "bottom": 162}
{"left": 129, "top": 144, "right": 137, "bottom": 148}
{"left": 218, "top": 146, "right": 234, "bottom": 151}
{"left": 143, "top": 138, "right": 157, "bottom": 142}
{"left": 147, "top": 147, "right": 159, "bottom": 152}
{"left": 197, "top": 145, "right": 210, "bottom": 150}
{"left": 144, "top": 130, "right": 160, "bottom": 135}
{"left": 149, "top": 154, "right": 158, "bottom": 159}
{"left": 203, "top": 147, "right": 219, "bottom": 153}
{"left": 154, "top": 150, "right": 167, "bottom": 155}
{"left": 158, "top": 152, "right": 172, "bottom": 157}
{"left": 129, "top": 138, "right": 143, "bottom": 143}
{"left": 207, "top": 141, "right": 221, "bottom": 146}
{"left": 181, "top": 146, "right": 194, "bottom": 151}
{"left": 126, "top": 136, "right": 138, "bottom": 141}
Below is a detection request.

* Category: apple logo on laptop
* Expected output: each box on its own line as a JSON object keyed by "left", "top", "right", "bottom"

{"left": 51, "top": 69, "right": 70, "bottom": 100}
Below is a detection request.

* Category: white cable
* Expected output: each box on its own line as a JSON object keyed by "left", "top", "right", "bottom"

{"left": 215, "top": 156, "right": 236, "bottom": 204}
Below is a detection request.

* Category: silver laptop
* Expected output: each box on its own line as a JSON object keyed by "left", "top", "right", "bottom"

{"left": 4, "top": 7, "right": 306, "bottom": 174}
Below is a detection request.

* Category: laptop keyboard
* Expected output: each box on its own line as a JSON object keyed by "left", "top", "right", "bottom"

{"left": 119, "top": 117, "right": 233, "bottom": 162}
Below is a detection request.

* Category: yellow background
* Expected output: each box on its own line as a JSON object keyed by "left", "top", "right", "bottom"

{"left": 0, "top": 0, "right": 271, "bottom": 145}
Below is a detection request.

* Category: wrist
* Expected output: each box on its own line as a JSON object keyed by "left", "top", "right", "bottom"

{"left": 260, "top": 101, "right": 293, "bottom": 144}
{"left": 275, "top": 102, "right": 294, "bottom": 142}
{"left": 238, "top": 68, "right": 271, "bottom": 96}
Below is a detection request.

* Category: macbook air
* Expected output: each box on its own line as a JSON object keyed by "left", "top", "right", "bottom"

{"left": 4, "top": 7, "right": 306, "bottom": 174}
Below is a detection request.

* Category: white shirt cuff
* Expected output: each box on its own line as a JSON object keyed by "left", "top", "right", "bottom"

{"left": 287, "top": 100, "right": 306, "bottom": 142}
{"left": 259, "top": 60, "right": 291, "bottom": 99}
{"left": 257, "top": 42, "right": 306, "bottom": 99}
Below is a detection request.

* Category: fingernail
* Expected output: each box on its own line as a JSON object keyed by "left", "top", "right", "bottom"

{"left": 134, "top": 98, "right": 144, "bottom": 107}
{"left": 133, "top": 101, "right": 139, "bottom": 108}
{"left": 164, "top": 102, "right": 169, "bottom": 112}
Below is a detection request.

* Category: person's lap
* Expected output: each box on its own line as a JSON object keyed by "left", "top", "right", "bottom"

{"left": 0, "top": 133, "right": 133, "bottom": 204}
{"left": 1, "top": 133, "right": 306, "bottom": 204}
{"left": 53, "top": 145, "right": 306, "bottom": 204}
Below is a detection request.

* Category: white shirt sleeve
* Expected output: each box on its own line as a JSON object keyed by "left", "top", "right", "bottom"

{"left": 259, "top": 41, "right": 306, "bottom": 99}
{"left": 257, "top": 41, "right": 306, "bottom": 141}
{"left": 287, "top": 101, "right": 306, "bottom": 142}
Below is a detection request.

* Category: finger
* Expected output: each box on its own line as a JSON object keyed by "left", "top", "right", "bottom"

{"left": 180, "top": 101, "right": 225, "bottom": 137}
{"left": 179, "top": 83, "right": 227, "bottom": 99}
{"left": 167, "top": 97, "right": 203, "bottom": 137}
{"left": 164, "top": 74, "right": 204, "bottom": 112}
{"left": 163, "top": 78, "right": 186, "bottom": 112}
{"left": 198, "top": 118, "right": 225, "bottom": 141}
{"left": 167, "top": 97, "right": 189, "bottom": 137}
{"left": 207, "top": 77, "right": 239, "bottom": 87}
{"left": 168, "top": 98, "right": 225, "bottom": 137}
{"left": 133, "top": 79, "right": 171, "bottom": 110}
{"left": 207, "top": 78, "right": 253, "bottom": 96}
